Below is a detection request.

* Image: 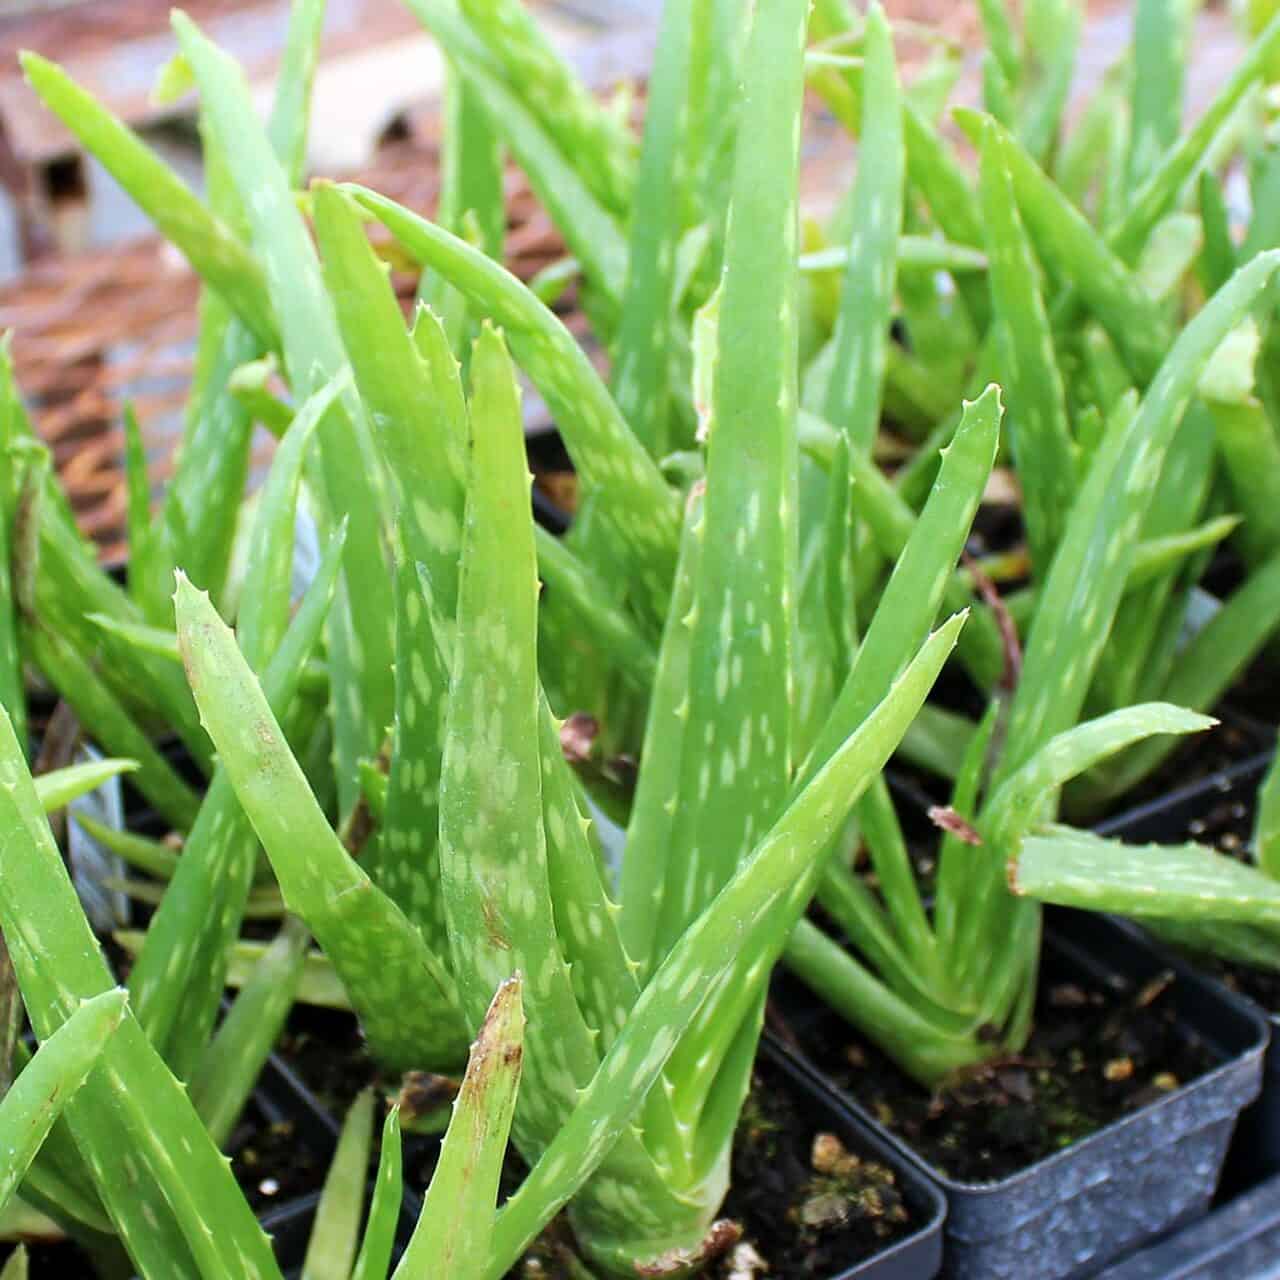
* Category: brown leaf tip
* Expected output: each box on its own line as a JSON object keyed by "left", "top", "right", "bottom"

{"left": 928, "top": 806, "right": 982, "bottom": 846}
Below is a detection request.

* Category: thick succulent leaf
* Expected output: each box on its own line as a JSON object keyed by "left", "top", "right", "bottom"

{"left": 174, "top": 573, "right": 469, "bottom": 1073}
{"left": 1259, "top": 745, "right": 1280, "bottom": 881}
{"left": 236, "top": 375, "right": 340, "bottom": 665}
{"left": 1014, "top": 828, "right": 1280, "bottom": 928}
{"left": 824, "top": 4, "right": 903, "bottom": 454}
{"left": 188, "top": 917, "right": 310, "bottom": 1147}
{"left": 0, "top": 705, "right": 283, "bottom": 1280}
{"left": 394, "top": 977, "right": 524, "bottom": 1280}
{"left": 345, "top": 184, "right": 682, "bottom": 627}
{"left": 313, "top": 188, "right": 469, "bottom": 940}
{"left": 303, "top": 1089, "right": 375, "bottom": 1280}
{"left": 611, "top": 0, "right": 699, "bottom": 456}
{"left": 351, "top": 1107, "right": 403, "bottom": 1280}
{"left": 0, "top": 989, "right": 126, "bottom": 1216}
{"left": 489, "top": 612, "right": 965, "bottom": 1278}
{"left": 804, "top": 386, "right": 1001, "bottom": 783}
{"left": 174, "top": 11, "right": 397, "bottom": 811}
{"left": 19, "top": 53, "right": 276, "bottom": 346}
{"left": 439, "top": 326, "right": 689, "bottom": 1260}
{"left": 955, "top": 109, "right": 1170, "bottom": 385}
{"left": 656, "top": 0, "right": 807, "bottom": 955}
{"left": 266, "top": 0, "right": 326, "bottom": 186}
{"left": 1125, "top": 0, "right": 1190, "bottom": 192}
{"left": 128, "top": 516, "right": 347, "bottom": 1070}
{"left": 402, "top": 0, "right": 627, "bottom": 313}
{"left": 1000, "top": 251, "right": 1280, "bottom": 778}
{"left": 618, "top": 489, "right": 703, "bottom": 978}
{"left": 164, "top": 293, "right": 258, "bottom": 607}
{"left": 33, "top": 761, "right": 136, "bottom": 815}
{"left": 980, "top": 122, "right": 1075, "bottom": 572}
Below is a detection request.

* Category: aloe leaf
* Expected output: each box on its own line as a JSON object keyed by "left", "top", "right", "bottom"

{"left": 0, "top": 1248, "right": 24, "bottom": 1280}
{"left": 489, "top": 612, "right": 965, "bottom": 1277}
{"left": 1144, "top": 914, "right": 1280, "bottom": 970}
{"left": 116, "top": 929, "right": 353, "bottom": 1011}
{"left": 980, "top": 122, "right": 1075, "bottom": 572}
{"left": 421, "top": 67, "right": 505, "bottom": 350}
{"left": 165, "top": 294, "right": 259, "bottom": 607}
{"left": 439, "top": 326, "right": 688, "bottom": 1259}
{"left": 121, "top": 403, "right": 172, "bottom": 626}
{"left": 302, "top": 1089, "right": 375, "bottom": 1280}
{"left": 958, "top": 704, "right": 1214, "bottom": 999}
{"left": 0, "top": 382, "right": 22, "bottom": 758}
{"left": 267, "top": 0, "right": 326, "bottom": 185}
{"left": 978, "top": 0, "right": 1021, "bottom": 88}
{"left": 618, "top": 489, "right": 703, "bottom": 978}
{"left": 351, "top": 1107, "right": 403, "bottom": 1280}
{"left": 402, "top": 0, "right": 627, "bottom": 313}
{"left": 237, "top": 375, "right": 340, "bottom": 665}
{"left": 19, "top": 53, "right": 276, "bottom": 346}
{"left": 1001, "top": 251, "right": 1280, "bottom": 778}
{"left": 174, "top": 11, "right": 397, "bottom": 812}
{"left": 1257, "top": 746, "right": 1280, "bottom": 881}
{"left": 0, "top": 705, "right": 283, "bottom": 1279}
{"left": 1128, "top": 0, "right": 1189, "bottom": 191}
{"left": 1018, "top": 0, "right": 1079, "bottom": 166}
{"left": 1014, "top": 828, "right": 1280, "bottom": 927}
{"left": 176, "top": 569, "right": 469, "bottom": 1073}
{"left": 611, "top": 0, "right": 700, "bottom": 457}
{"left": 653, "top": 0, "right": 806, "bottom": 959}
{"left": 458, "top": 0, "right": 634, "bottom": 212}
{"left": 0, "top": 990, "right": 126, "bottom": 1215}
{"left": 394, "top": 977, "right": 524, "bottom": 1280}
{"left": 1208, "top": 396, "right": 1280, "bottom": 565}
{"left": 348, "top": 184, "right": 682, "bottom": 625}
{"left": 823, "top": 4, "right": 902, "bottom": 455}
{"left": 804, "top": 386, "right": 1001, "bottom": 784}
{"left": 32, "top": 760, "right": 137, "bottom": 815}
{"left": 187, "top": 916, "right": 310, "bottom": 1147}
{"left": 128, "top": 526, "right": 344, "bottom": 1066}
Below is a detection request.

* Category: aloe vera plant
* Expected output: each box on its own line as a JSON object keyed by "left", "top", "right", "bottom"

{"left": 4, "top": 0, "right": 1280, "bottom": 1273}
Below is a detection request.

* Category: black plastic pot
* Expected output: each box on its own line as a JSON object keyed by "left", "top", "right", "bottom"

{"left": 1096, "top": 753, "right": 1280, "bottom": 1186}
{"left": 756, "top": 1038, "right": 946, "bottom": 1280}
{"left": 1093, "top": 1170, "right": 1280, "bottom": 1279}
{"left": 775, "top": 908, "right": 1267, "bottom": 1280}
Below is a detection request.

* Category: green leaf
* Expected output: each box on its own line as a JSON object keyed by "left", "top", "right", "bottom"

{"left": 174, "top": 10, "right": 397, "bottom": 812}
{"left": 1014, "top": 828, "right": 1280, "bottom": 928}
{"left": 0, "top": 989, "right": 126, "bottom": 1216}
{"left": 348, "top": 184, "right": 682, "bottom": 627}
{"left": 394, "top": 977, "right": 524, "bottom": 1280}
{"left": 823, "top": 3, "right": 903, "bottom": 454}
{"left": 174, "top": 571, "right": 469, "bottom": 1073}
{"left": 489, "top": 611, "right": 966, "bottom": 1277}
{"left": 303, "top": 1089, "right": 375, "bottom": 1280}
{"left": 351, "top": 1107, "right": 403, "bottom": 1280}
{"left": 979, "top": 121, "right": 1075, "bottom": 572}
{"left": 1258, "top": 742, "right": 1280, "bottom": 880}
{"left": 1001, "top": 251, "right": 1280, "bottom": 777}
{"left": 33, "top": 761, "right": 137, "bottom": 814}
{"left": 0, "top": 705, "right": 284, "bottom": 1280}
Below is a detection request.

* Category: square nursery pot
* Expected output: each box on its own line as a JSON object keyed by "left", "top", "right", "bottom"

{"left": 756, "top": 1039, "right": 946, "bottom": 1280}
{"left": 772, "top": 907, "right": 1267, "bottom": 1280}
{"left": 1096, "top": 751, "right": 1280, "bottom": 1187}
{"left": 1091, "top": 1169, "right": 1280, "bottom": 1279}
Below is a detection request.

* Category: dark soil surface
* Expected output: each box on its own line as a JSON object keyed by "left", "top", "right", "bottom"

{"left": 274, "top": 1005, "right": 382, "bottom": 1121}
{"left": 498, "top": 1053, "right": 918, "bottom": 1278}
{"left": 228, "top": 1102, "right": 328, "bottom": 1211}
{"left": 774, "top": 954, "right": 1216, "bottom": 1185}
